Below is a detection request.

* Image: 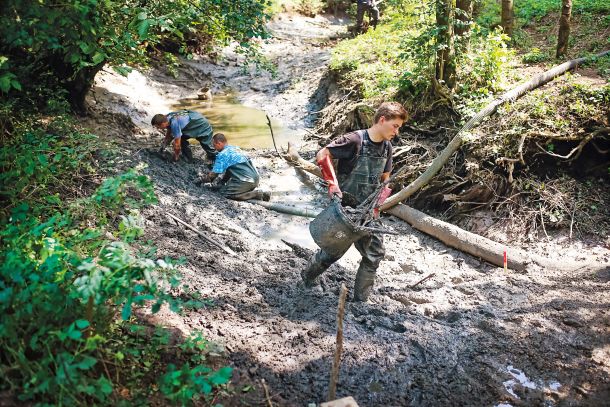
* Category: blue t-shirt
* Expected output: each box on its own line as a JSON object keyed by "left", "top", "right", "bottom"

{"left": 169, "top": 113, "right": 191, "bottom": 139}
{"left": 212, "top": 145, "right": 249, "bottom": 174}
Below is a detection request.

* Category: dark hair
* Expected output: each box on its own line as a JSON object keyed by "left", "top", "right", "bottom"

{"left": 212, "top": 133, "right": 227, "bottom": 143}
{"left": 373, "top": 102, "right": 408, "bottom": 124}
{"left": 151, "top": 114, "right": 168, "bottom": 126}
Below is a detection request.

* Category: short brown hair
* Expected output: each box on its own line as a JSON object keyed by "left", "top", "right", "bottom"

{"left": 151, "top": 114, "right": 168, "bottom": 126}
{"left": 373, "top": 102, "right": 408, "bottom": 124}
{"left": 212, "top": 133, "right": 227, "bottom": 143}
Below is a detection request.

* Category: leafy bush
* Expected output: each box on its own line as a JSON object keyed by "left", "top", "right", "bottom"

{"left": 397, "top": 0, "right": 513, "bottom": 111}
{"left": 453, "top": 27, "right": 514, "bottom": 113}
{"left": 159, "top": 333, "right": 233, "bottom": 405}
{"left": 0, "top": 112, "right": 230, "bottom": 405}
{"left": 330, "top": 3, "right": 417, "bottom": 99}
{"left": 0, "top": 56, "right": 21, "bottom": 93}
{"left": 521, "top": 47, "right": 549, "bottom": 64}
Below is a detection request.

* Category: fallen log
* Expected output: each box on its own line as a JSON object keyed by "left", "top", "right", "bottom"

{"left": 281, "top": 145, "right": 591, "bottom": 272}
{"left": 247, "top": 199, "right": 321, "bottom": 218}
{"left": 284, "top": 142, "right": 322, "bottom": 178}
{"left": 380, "top": 49, "right": 610, "bottom": 211}
{"left": 386, "top": 204, "right": 594, "bottom": 272}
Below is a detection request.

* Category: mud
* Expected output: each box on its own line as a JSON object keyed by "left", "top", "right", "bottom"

{"left": 88, "top": 13, "right": 610, "bottom": 407}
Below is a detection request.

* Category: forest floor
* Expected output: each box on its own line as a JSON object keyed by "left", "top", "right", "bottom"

{"left": 85, "top": 12, "right": 610, "bottom": 407}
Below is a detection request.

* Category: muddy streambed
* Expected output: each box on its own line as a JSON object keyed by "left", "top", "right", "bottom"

{"left": 90, "top": 12, "right": 610, "bottom": 407}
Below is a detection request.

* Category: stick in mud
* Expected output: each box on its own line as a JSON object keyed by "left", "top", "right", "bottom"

{"left": 328, "top": 283, "right": 348, "bottom": 401}
{"left": 165, "top": 213, "right": 236, "bottom": 256}
{"left": 410, "top": 273, "right": 436, "bottom": 289}
{"left": 266, "top": 114, "right": 281, "bottom": 158}
{"left": 261, "top": 378, "right": 273, "bottom": 407}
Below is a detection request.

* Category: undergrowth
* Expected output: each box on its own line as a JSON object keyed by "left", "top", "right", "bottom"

{"left": 330, "top": 1, "right": 515, "bottom": 115}
{"left": 461, "top": 82, "right": 610, "bottom": 238}
{"left": 0, "top": 97, "right": 232, "bottom": 405}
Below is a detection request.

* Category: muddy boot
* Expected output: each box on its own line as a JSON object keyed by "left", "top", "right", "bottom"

{"left": 256, "top": 190, "right": 271, "bottom": 201}
{"left": 353, "top": 266, "right": 376, "bottom": 302}
{"left": 301, "top": 253, "right": 328, "bottom": 288}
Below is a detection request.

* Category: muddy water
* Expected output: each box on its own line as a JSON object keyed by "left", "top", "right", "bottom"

{"left": 172, "top": 94, "right": 300, "bottom": 149}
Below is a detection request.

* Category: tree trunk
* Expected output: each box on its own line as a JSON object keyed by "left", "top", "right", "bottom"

{"left": 435, "top": 0, "right": 456, "bottom": 90}
{"left": 380, "top": 49, "right": 610, "bottom": 211}
{"left": 66, "top": 63, "right": 105, "bottom": 115}
{"left": 47, "top": 52, "right": 105, "bottom": 115}
{"left": 501, "top": 0, "right": 514, "bottom": 37}
{"left": 556, "top": 0, "right": 572, "bottom": 58}
{"left": 455, "top": 0, "right": 473, "bottom": 37}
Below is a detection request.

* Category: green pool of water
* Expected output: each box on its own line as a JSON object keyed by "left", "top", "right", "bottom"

{"left": 173, "top": 94, "right": 299, "bottom": 149}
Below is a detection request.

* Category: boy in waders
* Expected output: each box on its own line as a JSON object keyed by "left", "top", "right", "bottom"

{"left": 202, "top": 133, "right": 270, "bottom": 201}
{"left": 302, "top": 102, "right": 408, "bottom": 302}
{"left": 151, "top": 110, "right": 217, "bottom": 163}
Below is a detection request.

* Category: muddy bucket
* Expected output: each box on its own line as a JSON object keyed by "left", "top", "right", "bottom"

{"left": 309, "top": 200, "right": 369, "bottom": 257}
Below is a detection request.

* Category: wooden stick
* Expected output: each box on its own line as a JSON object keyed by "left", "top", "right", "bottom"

{"left": 410, "top": 273, "right": 436, "bottom": 289}
{"left": 166, "top": 213, "right": 236, "bottom": 256}
{"left": 266, "top": 114, "right": 281, "bottom": 158}
{"left": 261, "top": 379, "right": 273, "bottom": 407}
{"left": 328, "top": 283, "right": 348, "bottom": 401}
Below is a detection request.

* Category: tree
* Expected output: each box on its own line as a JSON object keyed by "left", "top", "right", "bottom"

{"left": 435, "top": 0, "right": 456, "bottom": 90}
{"left": 556, "top": 0, "right": 573, "bottom": 58}
{"left": 455, "top": 0, "right": 474, "bottom": 37}
{"left": 0, "top": 0, "right": 270, "bottom": 113}
{"left": 501, "top": 0, "right": 514, "bottom": 37}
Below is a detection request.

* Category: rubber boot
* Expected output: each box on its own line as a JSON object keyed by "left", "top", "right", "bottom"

{"left": 353, "top": 265, "right": 376, "bottom": 302}
{"left": 301, "top": 252, "right": 330, "bottom": 288}
{"left": 181, "top": 139, "right": 193, "bottom": 162}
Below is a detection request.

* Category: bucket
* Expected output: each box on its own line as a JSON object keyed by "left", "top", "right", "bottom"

{"left": 309, "top": 200, "right": 370, "bottom": 257}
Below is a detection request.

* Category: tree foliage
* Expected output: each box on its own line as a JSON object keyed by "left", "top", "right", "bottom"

{"left": 0, "top": 0, "right": 271, "bottom": 111}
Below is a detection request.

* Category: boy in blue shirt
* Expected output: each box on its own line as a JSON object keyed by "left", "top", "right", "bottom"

{"left": 203, "top": 133, "right": 270, "bottom": 201}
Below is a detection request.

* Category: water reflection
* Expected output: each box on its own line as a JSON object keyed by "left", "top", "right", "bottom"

{"left": 173, "top": 94, "right": 299, "bottom": 149}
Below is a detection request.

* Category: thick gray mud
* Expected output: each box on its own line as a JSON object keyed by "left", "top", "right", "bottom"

{"left": 90, "top": 12, "right": 610, "bottom": 407}
{"left": 139, "top": 150, "right": 609, "bottom": 407}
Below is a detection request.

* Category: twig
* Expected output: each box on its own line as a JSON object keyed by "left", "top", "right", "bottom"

{"left": 166, "top": 213, "right": 236, "bottom": 256}
{"left": 265, "top": 114, "right": 281, "bottom": 158}
{"left": 540, "top": 206, "right": 549, "bottom": 241}
{"left": 328, "top": 283, "right": 348, "bottom": 402}
{"left": 410, "top": 273, "right": 436, "bottom": 289}
{"left": 534, "top": 132, "right": 594, "bottom": 161}
{"left": 261, "top": 379, "right": 273, "bottom": 407}
{"left": 569, "top": 200, "right": 576, "bottom": 241}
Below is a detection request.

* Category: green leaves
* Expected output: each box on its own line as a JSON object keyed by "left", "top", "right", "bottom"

{"left": 0, "top": 57, "right": 21, "bottom": 93}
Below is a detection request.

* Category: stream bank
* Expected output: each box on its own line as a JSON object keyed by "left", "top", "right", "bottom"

{"left": 86, "top": 12, "right": 610, "bottom": 407}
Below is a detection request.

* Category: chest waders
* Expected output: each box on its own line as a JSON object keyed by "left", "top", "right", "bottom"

{"left": 303, "top": 131, "right": 389, "bottom": 301}
{"left": 168, "top": 110, "right": 216, "bottom": 160}
{"left": 219, "top": 160, "right": 265, "bottom": 200}
{"left": 338, "top": 130, "right": 389, "bottom": 207}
